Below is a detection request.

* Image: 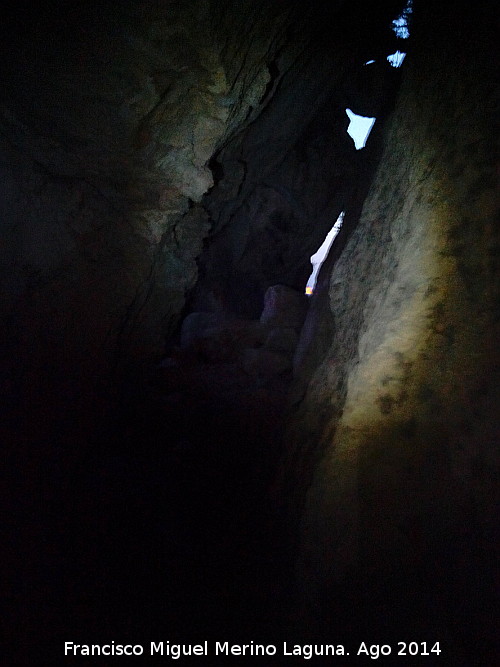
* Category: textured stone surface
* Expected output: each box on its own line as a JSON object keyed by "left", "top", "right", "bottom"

{"left": 193, "top": 2, "right": 406, "bottom": 316}
{"left": 0, "top": 0, "right": 308, "bottom": 448}
{"left": 4, "top": 1, "right": 498, "bottom": 663}
{"left": 0, "top": 0, "right": 404, "bottom": 429}
{"left": 282, "top": 3, "right": 499, "bottom": 659}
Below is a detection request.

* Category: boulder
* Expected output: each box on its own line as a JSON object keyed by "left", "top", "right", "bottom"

{"left": 259, "top": 285, "right": 308, "bottom": 330}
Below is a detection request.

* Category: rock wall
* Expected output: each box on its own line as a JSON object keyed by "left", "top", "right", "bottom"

{"left": 2, "top": 2, "right": 408, "bottom": 657}
{"left": 0, "top": 1, "right": 309, "bottom": 450}
{"left": 1, "top": 4, "right": 310, "bottom": 652}
{"left": 0, "top": 0, "right": 402, "bottom": 435}
{"left": 0, "top": 0, "right": 405, "bottom": 535}
{"left": 196, "top": 3, "right": 402, "bottom": 317}
{"left": 282, "top": 1, "right": 499, "bottom": 661}
{"left": 3, "top": 0, "right": 498, "bottom": 661}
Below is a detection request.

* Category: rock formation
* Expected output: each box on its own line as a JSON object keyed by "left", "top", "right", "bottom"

{"left": 2, "top": 1, "right": 498, "bottom": 664}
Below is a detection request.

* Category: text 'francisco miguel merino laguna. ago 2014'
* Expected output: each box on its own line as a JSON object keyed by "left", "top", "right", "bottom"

{"left": 64, "top": 641, "right": 442, "bottom": 659}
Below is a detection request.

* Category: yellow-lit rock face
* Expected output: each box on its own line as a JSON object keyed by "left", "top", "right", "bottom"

{"left": 286, "top": 5, "right": 499, "bottom": 653}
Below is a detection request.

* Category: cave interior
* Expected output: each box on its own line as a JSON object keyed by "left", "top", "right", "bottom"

{"left": 2, "top": 0, "right": 499, "bottom": 663}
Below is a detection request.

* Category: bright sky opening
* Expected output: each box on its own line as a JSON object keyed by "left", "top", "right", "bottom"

{"left": 387, "top": 51, "right": 406, "bottom": 67}
{"left": 392, "top": 0, "right": 412, "bottom": 39}
{"left": 306, "top": 212, "right": 345, "bottom": 293}
{"left": 346, "top": 109, "right": 376, "bottom": 149}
